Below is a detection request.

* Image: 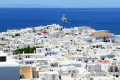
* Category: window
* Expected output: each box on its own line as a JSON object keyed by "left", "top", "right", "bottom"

{"left": 59, "top": 75, "right": 61, "bottom": 79}
{"left": 113, "top": 58, "right": 117, "bottom": 60}
{"left": 20, "top": 76, "right": 22, "bottom": 79}
{"left": 77, "top": 49, "right": 79, "bottom": 51}
{"left": 92, "top": 60, "right": 94, "bottom": 62}
{"left": 0, "top": 56, "right": 6, "bottom": 62}
{"left": 45, "top": 54, "right": 47, "bottom": 56}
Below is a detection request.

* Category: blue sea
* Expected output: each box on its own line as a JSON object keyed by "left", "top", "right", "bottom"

{"left": 0, "top": 8, "right": 120, "bottom": 35}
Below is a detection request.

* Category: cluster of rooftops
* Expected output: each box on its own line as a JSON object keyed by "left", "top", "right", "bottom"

{"left": 0, "top": 24, "right": 120, "bottom": 80}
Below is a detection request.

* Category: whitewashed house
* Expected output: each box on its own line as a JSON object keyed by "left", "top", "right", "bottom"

{"left": 0, "top": 52, "right": 20, "bottom": 80}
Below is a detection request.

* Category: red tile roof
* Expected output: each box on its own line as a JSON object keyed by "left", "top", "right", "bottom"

{"left": 88, "top": 28, "right": 94, "bottom": 30}
{"left": 41, "top": 30, "right": 47, "bottom": 33}
{"left": 90, "top": 32, "right": 113, "bottom": 36}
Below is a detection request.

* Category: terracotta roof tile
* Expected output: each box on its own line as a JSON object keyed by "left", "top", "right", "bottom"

{"left": 88, "top": 28, "right": 94, "bottom": 30}
{"left": 90, "top": 32, "right": 113, "bottom": 36}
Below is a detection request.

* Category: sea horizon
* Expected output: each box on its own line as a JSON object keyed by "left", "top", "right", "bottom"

{"left": 0, "top": 8, "right": 120, "bottom": 34}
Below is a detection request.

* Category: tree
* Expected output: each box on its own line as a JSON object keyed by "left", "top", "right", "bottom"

{"left": 15, "top": 46, "right": 43, "bottom": 54}
{"left": 15, "top": 34, "right": 20, "bottom": 36}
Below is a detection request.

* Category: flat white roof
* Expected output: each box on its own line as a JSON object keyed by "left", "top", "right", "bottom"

{"left": 39, "top": 71, "right": 59, "bottom": 75}
{"left": 0, "top": 52, "right": 19, "bottom": 67}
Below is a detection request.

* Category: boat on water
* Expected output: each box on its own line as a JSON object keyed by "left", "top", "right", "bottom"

{"left": 62, "top": 14, "right": 67, "bottom": 22}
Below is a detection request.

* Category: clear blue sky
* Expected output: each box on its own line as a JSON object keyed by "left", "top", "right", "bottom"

{"left": 0, "top": 0, "right": 120, "bottom": 8}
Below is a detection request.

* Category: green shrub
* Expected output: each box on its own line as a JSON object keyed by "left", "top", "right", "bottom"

{"left": 15, "top": 46, "right": 43, "bottom": 54}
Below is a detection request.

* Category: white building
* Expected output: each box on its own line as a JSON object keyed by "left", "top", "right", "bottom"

{"left": 0, "top": 52, "right": 20, "bottom": 80}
